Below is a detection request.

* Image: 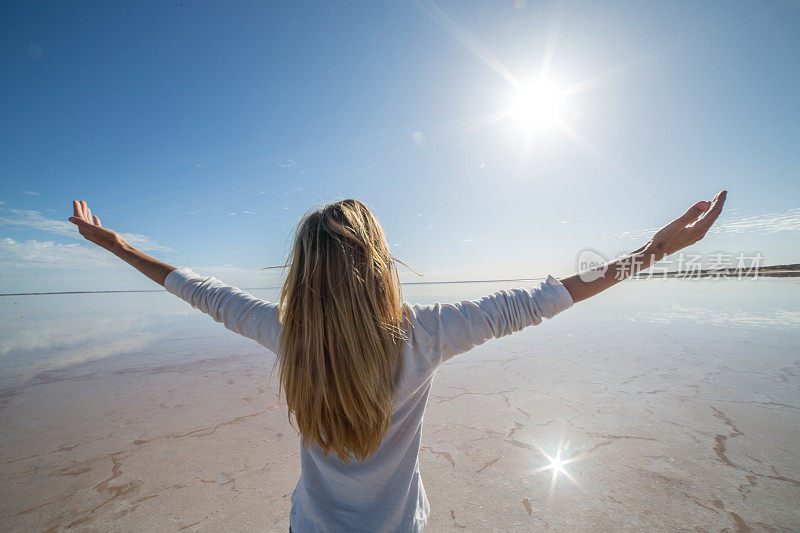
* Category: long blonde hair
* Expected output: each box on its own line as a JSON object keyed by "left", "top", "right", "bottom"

{"left": 277, "top": 199, "right": 408, "bottom": 462}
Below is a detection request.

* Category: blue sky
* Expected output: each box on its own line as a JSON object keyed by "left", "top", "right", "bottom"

{"left": 1, "top": 0, "right": 798, "bottom": 293}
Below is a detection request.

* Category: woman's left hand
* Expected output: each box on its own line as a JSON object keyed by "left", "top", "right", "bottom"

{"left": 68, "top": 200, "right": 127, "bottom": 252}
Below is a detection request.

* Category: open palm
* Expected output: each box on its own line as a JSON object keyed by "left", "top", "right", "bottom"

{"left": 647, "top": 190, "right": 727, "bottom": 257}
{"left": 68, "top": 200, "right": 126, "bottom": 252}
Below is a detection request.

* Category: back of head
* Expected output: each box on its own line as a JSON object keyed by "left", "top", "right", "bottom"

{"left": 278, "top": 198, "right": 406, "bottom": 462}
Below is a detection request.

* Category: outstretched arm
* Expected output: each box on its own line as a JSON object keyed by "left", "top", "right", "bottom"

{"left": 69, "top": 200, "right": 282, "bottom": 352}
{"left": 68, "top": 200, "right": 176, "bottom": 286}
{"left": 559, "top": 190, "right": 727, "bottom": 304}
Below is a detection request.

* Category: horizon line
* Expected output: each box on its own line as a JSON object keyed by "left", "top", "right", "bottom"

{"left": 4, "top": 268, "right": 798, "bottom": 297}
{"left": 0, "top": 277, "right": 550, "bottom": 297}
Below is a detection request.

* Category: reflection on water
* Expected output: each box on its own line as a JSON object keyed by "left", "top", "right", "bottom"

{"left": 1, "top": 278, "right": 798, "bottom": 391}
{"left": 0, "top": 292, "right": 208, "bottom": 389}
{"left": 645, "top": 306, "right": 800, "bottom": 329}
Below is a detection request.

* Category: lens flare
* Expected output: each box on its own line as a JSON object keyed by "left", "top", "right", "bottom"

{"left": 530, "top": 438, "right": 584, "bottom": 500}
{"left": 510, "top": 80, "right": 566, "bottom": 133}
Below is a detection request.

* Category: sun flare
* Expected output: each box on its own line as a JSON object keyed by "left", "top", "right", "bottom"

{"left": 509, "top": 80, "right": 566, "bottom": 133}
{"left": 537, "top": 448, "right": 572, "bottom": 481}
{"left": 531, "top": 440, "right": 582, "bottom": 496}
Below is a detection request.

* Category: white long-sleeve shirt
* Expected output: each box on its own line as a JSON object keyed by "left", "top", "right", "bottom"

{"left": 165, "top": 267, "right": 574, "bottom": 532}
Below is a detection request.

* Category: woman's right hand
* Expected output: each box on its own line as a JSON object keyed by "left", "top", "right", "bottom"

{"left": 68, "top": 200, "right": 128, "bottom": 253}
{"left": 644, "top": 190, "right": 727, "bottom": 258}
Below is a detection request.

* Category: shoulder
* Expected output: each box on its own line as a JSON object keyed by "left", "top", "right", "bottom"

{"left": 402, "top": 301, "right": 443, "bottom": 335}
{"left": 400, "top": 301, "right": 455, "bottom": 357}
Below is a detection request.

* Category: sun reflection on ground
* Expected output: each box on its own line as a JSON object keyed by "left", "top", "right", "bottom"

{"left": 531, "top": 439, "right": 583, "bottom": 497}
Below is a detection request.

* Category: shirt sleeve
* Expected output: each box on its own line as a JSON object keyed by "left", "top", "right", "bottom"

{"left": 164, "top": 267, "right": 282, "bottom": 355}
{"left": 406, "top": 274, "right": 573, "bottom": 367}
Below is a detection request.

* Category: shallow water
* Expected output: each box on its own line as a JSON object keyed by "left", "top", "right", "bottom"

{"left": 0, "top": 278, "right": 798, "bottom": 531}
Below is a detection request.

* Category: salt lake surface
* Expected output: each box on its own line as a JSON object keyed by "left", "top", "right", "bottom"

{"left": 0, "top": 278, "right": 798, "bottom": 531}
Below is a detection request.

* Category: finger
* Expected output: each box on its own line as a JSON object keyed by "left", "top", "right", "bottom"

{"left": 701, "top": 190, "right": 726, "bottom": 220}
{"left": 69, "top": 217, "right": 92, "bottom": 241}
{"left": 69, "top": 216, "right": 89, "bottom": 228}
{"left": 69, "top": 216, "right": 97, "bottom": 232}
{"left": 662, "top": 200, "right": 711, "bottom": 236}
{"left": 80, "top": 200, "right": 90, "bottom": 222}
{"left": 73, "top": 200, "right": 81, "bottom": 219}
{"left": 693, "top": 190, "right": 727, "bottom": 234}
{"left": 83, "top": 201, "right": 93, "bottom": 224}
{"left": 93, "top": 215, "right": 102, "bottom": 227}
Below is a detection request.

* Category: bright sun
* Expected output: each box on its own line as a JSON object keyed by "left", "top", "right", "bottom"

{"left": 510, "top": 80, "right": 565, "bottom": 133}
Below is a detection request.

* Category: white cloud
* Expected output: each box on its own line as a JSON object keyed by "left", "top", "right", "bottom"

{"left": 0, "top": 237, "right": 118, "bottom": 268}
{"left": 0, "top": 209, "right": 75, "bottom": 236}
{"left": 22, "top": 190, "right": 40, "bottom": 196}
{"left": 0, "top": 208, "right": 172, "bottom": 252}
{"left": 713, "top": 208, "right": 800, "bottom": 236}
{"left": 118, "top": 233, "right": 173, "bottom": 252}
{"left": 277, "top": 158, "right": 296, "bottom": 168}
{"left": 412, "top": 131, "right": 424, "bottom": 145}
{"left": 602, "top": 208, "right": 800, "bottom": 241}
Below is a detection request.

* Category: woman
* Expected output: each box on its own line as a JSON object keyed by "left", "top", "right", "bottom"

{"left": 68, "top": 191, "right": 726, "bottom": 532}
